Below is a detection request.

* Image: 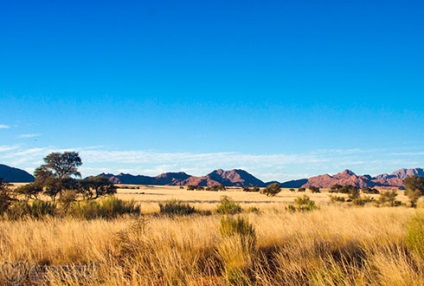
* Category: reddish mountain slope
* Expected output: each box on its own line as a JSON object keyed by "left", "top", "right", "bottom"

{"left": 303, "top": 170, "right": 374, "bottom": 188}
{"left": 302, "top": 168, "right": 424, "bottom": 189}
{"left": 100, "top": 169, "right": 265, "bottom": 187}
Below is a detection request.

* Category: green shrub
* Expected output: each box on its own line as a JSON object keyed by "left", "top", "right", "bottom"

{"left": 159, "top": 200, "right": 196, "bottom": 216}
{"left": 71, "top": 196, "right": 140, "bottom": 219}
{"left": 405, "top": 176, "right": 424, "bottom": 207}
{"left": 101, "top": 196, "right": 140, "bottom": 218}
{"left": 329, "top": 195, "right": 346, "bottom": 203}
{"left": 7, "top": 200, "right": 57, "bottom": 219}
{"left": 287, "top": 195, "right": 318, "bottom": 212}
{"left": 331, "top": 185, "right": 360, "bottom": 199}
{"left": 260, "top": 183, "right": 281, "bottom": 196}
{"left": 220, "top": 216, "right": 256, "bottom": 248}
{"left": 405, "top": 213, "right": 424, "bottom": 260}
{"left": 216, "top": 196, "right": 242, "bottom": 215}
{"left": 347, "top": 187, "right": 360, "bottom": 201}
{"left": 352, "top": 196, "right": 375, "bottom": 206}
{"left": 378, "top": 190, "right": 399, "bottom": 207}
{"left": 71, "top": 200, "right": 102, "bottom": 220}
{"left": 218, "top": 216, "right": 256, "bottom": 285}
{"left": 247, "top": 206, "right": 260, "bottom": 214}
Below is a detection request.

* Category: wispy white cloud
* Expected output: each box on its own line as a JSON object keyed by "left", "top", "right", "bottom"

{"left": 390, "top": 152, "right": 424, "bottom": 156}
{"left": 18, "top": 133, "right": 41, "bottom": 139}
{"left": 0, "top": 145, "right": 19, "bottom": 153}
{"left": 1, "top": 145, "right": 423, "bottom": 182}
{"left": 0, "top": 124, "right": 10, "bottom": 129}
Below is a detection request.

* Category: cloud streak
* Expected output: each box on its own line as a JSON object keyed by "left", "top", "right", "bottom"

{"left": 0, "top": 145, "right": 423, "bottom": 182}
{"left": 0, "top": 124, "right": 10, "bottom": 129}
{"left": 18, "top": 133, "right": 42, "bottom": 139}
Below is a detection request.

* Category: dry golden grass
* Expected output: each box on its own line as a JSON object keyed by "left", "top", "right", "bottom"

{"left": 115, "top": 185, "right": 339, "bottom": 204}
{"left": 1, "top": 184, "right": 421, "bottom": 285}
{"left": 0, "top": 197, "right": 423, "bottom": 285}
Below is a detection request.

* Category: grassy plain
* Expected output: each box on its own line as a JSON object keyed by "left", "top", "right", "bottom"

{"left": 0, "top": 185, "right": 422, "bottom": 285}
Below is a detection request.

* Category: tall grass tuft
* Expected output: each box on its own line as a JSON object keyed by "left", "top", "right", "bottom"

{"left": 216, "top": 196, "right": 242, "bottom": 215}
{"left": 6, "top": 200, "right": 57, "bottom": 220}
{"left": 159, "top": 200, "right": 196, "bottom": 216}
{"left": 405, "top": 212, "right": 424, "bottom": 260}
{"left": 218, "top": 216, "right": 256, "bottom": 285}
{"left": 71, "top": 196, "right": 140, "bottom": 219}
{"left": 287, "top": 195, "right": 318, "bottom": 212}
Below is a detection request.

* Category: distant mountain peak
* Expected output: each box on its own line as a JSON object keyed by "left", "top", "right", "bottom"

{"left": 341, "top": 169, "right": 356, "bottom": 176}
{"left": 391, "top": 168, "right": 424, "bottom": 180}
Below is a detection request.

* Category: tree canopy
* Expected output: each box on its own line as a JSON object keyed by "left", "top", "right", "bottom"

{"left": 35, "top": 151, "right": 82, "bottom": 181}
{"left": 29, "top": 151, "right": 115, "bottom": 201}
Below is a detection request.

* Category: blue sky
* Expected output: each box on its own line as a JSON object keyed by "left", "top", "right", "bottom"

{"left": 1, "top": 0, "right": 423, "bottom": 182}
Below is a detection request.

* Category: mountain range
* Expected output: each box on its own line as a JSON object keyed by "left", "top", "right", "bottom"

{"left": 302, "top": 168, "right": 424, "bottom": 189}
{"left": 1, "top": 163, "right": 423, "bottom": 189}
{"left": 100, "top": 169, "right": 268, "bottom": 187}
{"left": 100, "top": 168, "right": 424, "bottom": 189}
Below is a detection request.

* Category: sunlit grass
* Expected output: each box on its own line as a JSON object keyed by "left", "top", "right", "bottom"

{"left": 0, "top": 200, "right": 422, "bottom": 285}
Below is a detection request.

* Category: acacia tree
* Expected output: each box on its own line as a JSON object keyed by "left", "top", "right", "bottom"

{"left": 32, "top": 151, "right": 116, "bottom": 202}
{"left": 404, "top": 176, "right": 424, "bottom": 207}
{"left": 34, "top": 152, "right": 82, "bottom": 201}
{"left": 78, "top": 176, "right": 116, "bottom": 200}
{"left": 36, "top": 151, "right": 82, "bottom": 179}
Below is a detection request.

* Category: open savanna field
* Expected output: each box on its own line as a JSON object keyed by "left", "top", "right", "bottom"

{"left": 1, "top": 185, "right": 423, "bottom": 285}
{"left": 115, "top": 185, "right": 412, "bottom": 213}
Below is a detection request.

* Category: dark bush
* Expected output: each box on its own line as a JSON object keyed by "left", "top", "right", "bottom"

{"left": 243, "top": 186, "right": 260, "bottom": 192}
{"left": 260, "top": 183, "right": 281, "bottom": 196}
{"left": 352, "top": 196, "right": 375, "bottom": 206}
{"left": 361, "top": 188, "right": 380, "bottom": 194}
{"left": 329, "top": 184, "right": 343, "bottom": 193}
{"left": 15, "top": 183, "right": 43, "bottom": 200}
{"left": 186, "top": 185, "right": 196, "bottom": 191}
